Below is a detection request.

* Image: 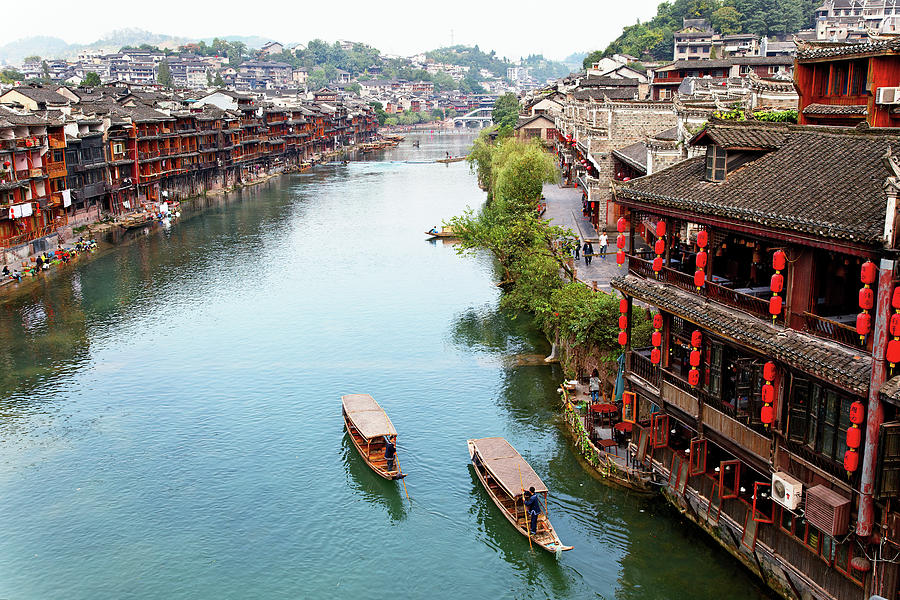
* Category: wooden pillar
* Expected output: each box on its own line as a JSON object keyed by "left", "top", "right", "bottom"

{"left": 786, "top": 247, "right": 815, "bottom": 330}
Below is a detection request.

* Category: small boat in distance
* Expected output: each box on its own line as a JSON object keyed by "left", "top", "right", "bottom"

{"left": 435, "top": 156, "right": 466, "bottom": 164}
{"left": 425, "top": 226, "right": 457, "bottom": 238}
{"left": 342, "top": 394, "right": 405, "bottom": 480}
{"left": 467, "top": 437, "right": 572, "bottom": 553}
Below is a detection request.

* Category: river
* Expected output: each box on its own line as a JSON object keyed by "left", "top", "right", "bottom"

{"left": 0, "top": 132, "right": 772, "bottom": 599}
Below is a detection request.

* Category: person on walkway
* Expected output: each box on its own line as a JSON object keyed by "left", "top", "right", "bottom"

{"left": 573, "top": 239, "right": 580, "bottom": 261}
{"left": 384, "top": 436, "right": 396, "bottom": 472}
{"left": 589, "top": 368, "right": 600, "bottom": 403}
{"left": 583, "top": 241, "right": 594, "bottom": 265}
{"left": 599, "top": 231, "right": 608, "bottom": 260}
{"left": 524, "top": 486, "right": 542, "bottom": 535}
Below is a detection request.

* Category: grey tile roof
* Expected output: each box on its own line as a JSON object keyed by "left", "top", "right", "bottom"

{"left": 612, "top": 141, "right": 647, "bottom": 172}
{"left": 797, "top": 38, "right": 900, "bottom": 61}
{"left": 612, "top": 274, "right": 872, "bottom": 394}
{"left": 803, "top": 103, "right": 868, "bottom": 116}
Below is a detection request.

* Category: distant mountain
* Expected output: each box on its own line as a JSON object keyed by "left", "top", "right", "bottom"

{"left": 0, "top": 29, "right": 194, "bottom": 64}
{"left": 201, "top": 35, "right": 276, "bottom": 49}
{"left": 562, "top": 52, "right": 588, "bottom": 70}
{"left": 0, "top": 36, "right": 73, "bottom": 64}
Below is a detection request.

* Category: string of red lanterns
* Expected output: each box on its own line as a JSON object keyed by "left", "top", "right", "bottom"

{"left": 760, "top": 361, "right": 777, "bottom": 427}
{"left": 650, "top": 312, "right": 663, "bottom": 365}
{"left": 694, "top": 229, "right": 708, "bottom": 291}
{"left": 688, "top": 330, "right": 702, "bottom": 387}
{"left": 618, "top": 297, "right": 628, "bottom": 346}
{"left": 856, "top": 261, "right": 877, "bottom": 342}
{"left": 616, "top": 217, "right": 627, "bottom": 266}
{"left": 652, "top": 221, "right": 665, "bottom": 275}
{"left": 769, "top": 250, "right": 786, "bottom": 322}
{"left": 887, "top": 287, "right": 900, "bottom": 370}
{"left": 845, "top": 401, "right": 865, "bottom": 474}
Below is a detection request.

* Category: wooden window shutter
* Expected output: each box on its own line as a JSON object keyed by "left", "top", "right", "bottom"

{"left": 877, "top": 422, "right": 900, "bottom": 499}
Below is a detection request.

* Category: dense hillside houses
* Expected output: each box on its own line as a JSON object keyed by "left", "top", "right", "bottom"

{"left": 0, "top": 83, "right": 378, "bottom": 256}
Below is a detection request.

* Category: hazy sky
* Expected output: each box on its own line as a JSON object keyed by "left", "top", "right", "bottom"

{"left": 9, "top": 0, "right": 663, "bottom": 60}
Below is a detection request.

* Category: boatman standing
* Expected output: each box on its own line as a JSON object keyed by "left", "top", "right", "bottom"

{"left": 384, "top": 436, "right": 396, "bottom": 472}
{"left": 524, "top": 486, "right": 542, "bottom": 536}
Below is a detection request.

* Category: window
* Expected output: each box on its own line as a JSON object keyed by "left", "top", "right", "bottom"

{"left": 705, "top": 145, "right": 726, "bottom": 181}
{"left": 112, "top": 142, "right": 124, "bottom": 155}
{"left": 791, "top": 378, "right": 859, "bottom": 462}
{"left": 849, "top": 60, "right": 867, "bottom": 96}
{"left": 831, "top": 63, "right": 849, "bottom": 95}
{"left": 707, "top": 343, "right": 723, "bottom": 397}
{"left": 877, "top": 422, "right": 900, "bottom": 498}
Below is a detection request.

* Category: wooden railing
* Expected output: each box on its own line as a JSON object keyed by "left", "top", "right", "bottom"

{"left": 629, "top": 350, "right": 660, "bottom": 388}
{"left": 707, "top": 282, "right": 775, "bottom": 322}
{"left": 48, "top": 136, "right": 65, "bottom": 149}
{"left": 802, "top": 311, "right": 863, "bottom": 349}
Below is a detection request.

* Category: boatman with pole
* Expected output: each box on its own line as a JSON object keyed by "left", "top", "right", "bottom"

{"left": 524, "top": 486, "right": 542, "bottom": 536}
{"left": 384, "top": 436, "right": 396, "bottom": 472}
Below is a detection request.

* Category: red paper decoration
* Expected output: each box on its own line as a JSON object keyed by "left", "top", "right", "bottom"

{"left": 656, "top": 221, "right": 666, "bottom": 238}
{"left": 770, "top": 273, "right": 784, "bottom": 294}
{"left": 857, "top": 312, "right": 872, "bottom": 338}
{"left": 618, "top": 330, "right": 628, "bottom": 346}
{"left": 861, "top": 261, "right": 877, "bottom": 285}
{"left": 617, "top": 217, "right": 626, "bottom": 233}
{"left": 844, "top": 449, "right": 859, "bottom": 473}
{"left": 694, "top": 270, "right": 705, "bottom": 289}
{"left": 859, "top": 288, "right": 874, "bottom": 311}
{"left": 651, "top": 331, "right": 662, "bottom": 347}
{"left": 763, "top": 361, "right": 777, "bottom": 382}
{"left": 616, "top": 235, "right": 626, "bottom": 249}
{"left": 762, "top": 383, "right": 775, "bottom": 404}
{"left": 691, "top": 330, "right": 703, "bottom": 348}
{"left": 697, "top": 230, "right": 708, "bottom": 248}
{"left": 619, "top": 315, "right": 628, "bottom": 330}
{"left": 653, "top": 257, "right": 663, "bottom": 272}
{"left": 619, "top": 298, "right": 628, "bottom": 314}
{"left": 688, "top": 370, "right": 700, "bottom": 386}
{"left": 846, "top": 426, "right": 862, "bottom": 449}
{"left": 696, "top": 251, "right": 707, "bottom": 269}
{"left": 849, "top": 401, "right": 866, "bottom": 425}
{"left": 761, "top": 404, "right": 775, "bottom": 425}
{"left": 689, "top": 350, "right": 701, "bottom": 367}
{"left": 616, "top": 252, "right": 625, "bottom": 265}
{"left": 653, "top": 313, "right": 663, "bottom": 329}
{"left": 769, "top": 295, "right": 783, "bottom": 316}
{"left": 654, "top": 239, "right": 665, "bottom": 255}
{"left": 650, "top": 348, "right": 661, "bottom": 364}
{"left": 772, "top": 250, "right": 786, "bottom": 271}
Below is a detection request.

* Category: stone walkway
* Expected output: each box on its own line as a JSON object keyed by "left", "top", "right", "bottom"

{"left": 542, "top": 183, "right": 625, "bottom": 292}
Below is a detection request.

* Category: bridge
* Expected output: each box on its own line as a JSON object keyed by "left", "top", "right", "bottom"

{"left": 453, "top": 107, "right": 494, "bottom": 129}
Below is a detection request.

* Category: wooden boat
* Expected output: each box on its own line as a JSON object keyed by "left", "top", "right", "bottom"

{"left": 435, "top": 156, "right": 466, "bottom": 164}
{"left": 425, "top": 226, "right": 457, "bottom": 238}
{"left": 342, "top": 394, "right": 405, "bottom": 480}
{"left": 467, "top": 437, "right": 572, "bottom": 553}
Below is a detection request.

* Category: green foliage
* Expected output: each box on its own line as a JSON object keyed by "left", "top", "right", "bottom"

{"left": 369, "top": 101, "right": 388, "bottom": 125}
{"left": 345, "top": 82, "right": 361, "bottom": 95}
{"left": 213, "top": 71, "right": 225, "bottom": 87}
{"left": 712, "top": 6, "right": 743, "bottom": 34}
{"left": 157, "top": 60, "right": 173, "bottom": 88}
{"left": 583, "top": 50, "right": 604, "bottom": 70}
{"left": 492, "top": 93, "right": 520, "bottom": 133}
{"left": 0, "top": 68, "right": 24, "bottom": 84}
{"left": 384, "top": 117, "right": 399, "bottom": 126}
{"left": 23, "top": 55, "right": 41, "bottom": 63}
{"left": 425, "top": 45, "right": 507, "bottom": 77}
{"left": 80, "top": 71, "right": 101, "bottom": 87}
{"left": 713, "top": 108, "right": 798, "bottom": 122}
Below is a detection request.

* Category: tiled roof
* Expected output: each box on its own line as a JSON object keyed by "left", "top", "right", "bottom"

{"left": 880, "top": 375, "right": 900, "bottom": 405}
{"left": 580, "top": 76, "right": 639, "bottom": 88}
{"left": 797, "top": 38, "right": 900, "bottom": 61}
{"left": 514, "top": 114, "right": 555, "bottom": 130}
{"left": 653, "top": 127, "right": 679, "bottom": 141}
{"left": 574, "top": 88, "right": 638, "bottom": 101}
{"left": 7, "top": 85, "right": 70, "bottom": 105}
{"left": 690, "top": 124, "right": 788, "bottom": 148}
{"left": 612, "top": 141, "right": 647, "bottom": 172}
{"left": 803, "top": 103, "right": 868, "bottom": 116}
{"left": 616, "top": 120, "right": 900, "bottom": 245}
{"left": 611, "top": 274, "right": 872, "bottom": 394}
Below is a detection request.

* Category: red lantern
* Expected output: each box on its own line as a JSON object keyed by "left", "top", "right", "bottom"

{"left": 616, "top": 251, "right": 625, "bottom": 265}
{"left": 773, "top": 250, "right": 786, "bottom": 271}
{"left": 690, "top": 350, "right": 701, "bottom": 367}
{"left": 650, "top": 348, "right": 661, "bottom": 364}
{"left": 763, "top": 362, "right": 776, "bottom": 382}
{"left": 769, "top": 295, "right": 782, "bottom": 316}
{"left": 656, "top": 221, "right": 666, "bottom": 238}
{"left": 653, "top": 257, "right": 663, "bottom": 272}
{"left": 694, "top": 269, "right": 705, "bottom": 288}
{"left": 861, "top": 261, "right": 877, "bottom": 285}
{"left": 619, "top": 315, "right": 628, "bottom": 330}
{"left": 696, "top": 251, "right": 707, "bottom": 269}
{"left": 846, "top": 426, "right": 862, "bottom": 449}
{"left": 2, "top": 161, "right": 9, "bottom": 168}
{"left": 893, "top": 287, "right": 900, "bottom": 310}
{"left": 857, "top": 312, "right": 872, "bottom": 337}
{"left": 761, "top": 404, "right": 775, "bottom": 425}
{"left": 653, "top": 313, "right": 663, "bottom": 329}
{"left": 889, "top": 339, "right": 900, "bottom": 366}
{"left": 688, "top": 369, "right": 700, "bottom": 386}
{"left": 844, "top": 450, "right": 859, "bottom": 473}
{"left": 697, "top": 230, "right": 708, "bottom": 248}
{"left": 762, "top": 383, "right": 775, "bottom": 404}
{"left": 849, "top": 401, "right": 866, "bottom": 425}
{"left": 616, "top": 235, "right": 626, "bottom": 249}
{"left": 891, "top": 313, "right": 900, "bottom": 337}
{"left": 859, "top": 287, "right": 874, "bottom": 311}
{"left": 691, "top": 330, "right": 702, "bottom": 348}
{"left": 654, "top": 239, "right": 665, "bottom": 255}
{"left": 651, "top": 331, "right": 662, "bottom": 347}
{"left": 617, "top": 217, "right": 626, "bottom": 233}
{"left": 618, "top": 330, "right": 628, "bottom": 346}
{"left": 624, "top": 393, "right": 632, "bottom": 405}
{"left": 770, "top": 273, "right": 784, "bottom": 294}
{"left": 619, "top": 298, "right": 628, "bottom": 314}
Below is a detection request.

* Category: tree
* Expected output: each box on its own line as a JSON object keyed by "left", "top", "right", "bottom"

{"left": 583, "top": 50, "right": 604, "bottom": 70}
{"left": 157, "top": 60, "right": 173, "bottom": 88}
{"left": 431, "top": 108, "right": 445, "bottom": 120}
{"left": 81, "top": 72, "right": 101, "bottom": 87}
{"left": 384, "top": 117, "right": 399, "bottom": 126}
{"left": 369, "top": 101, "right": 388, "bottom": 125}
{"left": 23, "top": 55, "right": 41, "bottom": 64}
{"left": 0, "top": 69, "right": 24, "bottom": 84}
{"left": 345, "top": 82, "right": 361, "bottom": 95}
{"left": 712, "top": 5, "right": 743, "bottom": 34}
{"left": 41, "top": 61, "right": 50, "bottom": 82}
{"left": 213, "top": 71, "right": 225, "bottom": 87}
{"left": 492, "top": 93, "right": 520, "bottom": 133}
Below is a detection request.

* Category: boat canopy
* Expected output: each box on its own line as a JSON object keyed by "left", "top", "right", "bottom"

{"left": 471, "top": 437, "right": 548, "bottom": 496}
{"left": 342, "top": 394, "right": 397, "bottom": 439}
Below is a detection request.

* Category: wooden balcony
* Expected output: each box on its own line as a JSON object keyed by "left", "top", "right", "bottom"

{"left": 660, "top": 372, "right": 700, "bottom": 419}
{"left": 48, "top": 136, "right": 66, "bottom": 149}
{"left": 47, "top": 162, "right": 67, "bottom": 178}
{"left": 802, "top": 311, "right": 864, "bottom": 349}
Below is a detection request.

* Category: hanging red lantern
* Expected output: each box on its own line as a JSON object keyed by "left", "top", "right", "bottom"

{"left": 762, "top": 361, "right": 776, "bottom": 382}
{"left": 2, "top": 161, "right": 9, "bottom": 168}
{"left": 861, "top": 261, "right": 877, "bottom": 285}
{"left": 653, "top": 257, "right": 663, "bottom": 272}
{"left": 891, "top": 313, "right": 900, "bottom": 338}
{"left": 653, "top": 313, "right": 663, "bottom": 329}
{"left": 761, "top": 404, "right": 775, "bottom": 425}
{"left": 650, "top": 348, "right": 661, "bottom": 364}
{"left": 844, "top": 449, "right": 859, "bottom": 473}
{"left": 694, "top": 269, "right": 705, "bottom": 288}
{"left": 623, "top": 393, "right": 632, "bottom": 405}
{"left": 762, "top": 383, "right": 775, "bottom": 404}
{"left": 770, "top": 273, "right": 784, "bottom": 294}
{"left": 889, "top": 339, "right": 900, "bottom": 367}
{"left": 697, "top": 230, "right": 708, "bottom": 248}
{"left": 691, "top": 330, "right": 702, "bottom": 348}
{"left": 773, "top": 250, "right": 786, "bottom": 271}
{"left": 849, "top": 401, "right": 866, "bottom": 425}
{"left": 616, "top": 235, "right": 626, "bottom": 249}
{"left": 689, "top": 350, "right": 701, "bottom": 367}
{"left": 651, "top": 331, "right": 662, "bottom": 347}
{"left": 619, "top": 298, "right": 628, "bottom": 314}
{"left": 617, "top": 217, "right": 626, "bottom": 233}
{"left": 656, "top": 221, "right": 666, "bottom": 238}
{"left": 618, "top": 330, "right": 628, "bottom": 346}
{"left": 654, "top": 239, "right": 665, "bottom": 255}
{"left": 688, "top": 369, "right": 700, "bottom": 386}
{"left": 892, "top": 287, "right": 900, "bottom": 310}
{"left": 616, "top": 251, "right": 625, "bottom": 266}
{"left": 769, "top": 295, "right": 782, "bottom": 316}
{"left": 846, "top": 426, "right": 862, "bottom": 449}
{"left": 619, "top": 315, "right": 628, "bottom": 330}
{"left": 857, "top": 312, "right": 873, "bottom": 337}
{"left": 859, "top": 288, "right": 874, "bottom": 311}
{"left": 696, "top": 251, "right": 707, "bottom": 269}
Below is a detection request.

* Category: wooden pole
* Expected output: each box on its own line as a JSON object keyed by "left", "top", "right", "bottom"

{"left": 395, "top": 451, "right": 410, "bottom": 503}
{"left": 518, "top": 464, "right": 532, "bottom": 550}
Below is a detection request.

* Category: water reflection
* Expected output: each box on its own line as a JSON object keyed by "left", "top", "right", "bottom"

{"left": 341, "top": 432, "right": 407, "bottom": 523}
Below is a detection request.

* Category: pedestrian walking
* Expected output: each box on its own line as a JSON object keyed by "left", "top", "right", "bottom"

{"left": 583, "top": 241, "right": 594, "bottom": 265}
{"left": 589, "top": 368, "right": 601, "bottom": 403}
{"left": 599, "top": 231, "right": 608, "bottom": 261}
{"left": 573, "top": 239, "right": 580, "bottom": 260}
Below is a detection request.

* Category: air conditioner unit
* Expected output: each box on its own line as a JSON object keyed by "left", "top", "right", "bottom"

{"left": 805, "top": 484, "right": 850, "bottom": 536}
{"left": 771, "top": 471, "right": 803, "bottom": 510}
{"left": 876, "top": 87, "right": 900, "bottom": 105}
